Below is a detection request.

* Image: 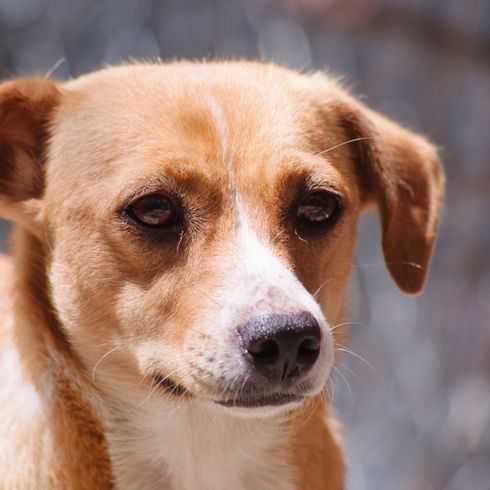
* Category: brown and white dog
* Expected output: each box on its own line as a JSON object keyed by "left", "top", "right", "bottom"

{"left": 0, "top": 61, "right": 444, "bottom": 489}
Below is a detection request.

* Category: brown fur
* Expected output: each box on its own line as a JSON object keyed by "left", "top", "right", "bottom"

{"left": 0, "top": 61, "right": 444, "bottom": 489}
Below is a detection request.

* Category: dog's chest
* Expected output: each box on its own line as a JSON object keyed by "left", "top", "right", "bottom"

{"left": 106, "top": 402, "right": 295, "bottom": 490}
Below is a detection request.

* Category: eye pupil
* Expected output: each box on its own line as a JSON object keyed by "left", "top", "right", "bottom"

{"left": 128, "top": 195, "right": 176, "bottom": 227}
{"left": 296, "top": 191, "right": 339, "bottom": 227}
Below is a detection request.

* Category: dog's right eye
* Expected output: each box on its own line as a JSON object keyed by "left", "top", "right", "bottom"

{"left": 125, "top": 194, "right": 178, "bottom": 228}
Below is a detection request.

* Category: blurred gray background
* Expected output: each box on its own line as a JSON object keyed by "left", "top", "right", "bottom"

{"left": 0, "top": 1, "right": 489, "bottom": 489}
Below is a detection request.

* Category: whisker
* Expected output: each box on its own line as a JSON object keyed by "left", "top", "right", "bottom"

{"left": 294, "top": 228, "right": 308, "bottom": 244}
{"left": 295, "top": 394, "right": 322, "bottom": 431}
{"left": 330, "top": 321, "right": 371, "bottom": 333}
{"left": 176, "top": 229, "right": 184, "bottom": 252}
{"left": 335, "top": 345, "right": 383, "bottom": 382}
{"left": 324, "top": 382, "right": 334, "bottom": 407}
{"left": 169, "top": 400, "right": 185, "bottom": 416}
{"left": 129, "top": 366, "right": 183, "bottom": 412}
{"left": 46, "top": 57, "right": 66, "bottom": 77}
{"left": 313, "top": 278, "right": 332, "bottom": 300}
{"left": 189, "top": 284, "right": 222, "bottom": 308}
{"left": 325, "top": 377, "right": 335, "bottom": 407}
{"left": 332, "top": 364, "right": 353, "bottom": 404}
{"left": 354, "top": 260, "right": 423, "bottom": 271}
{"left": 316, "top": 137, "right": 373, "bottom": 157}
{"left": 91, "top": 346, "right": 121, "bottom": 387}
{"left": 336, "top": 361, "right": 362, "bottom": 383}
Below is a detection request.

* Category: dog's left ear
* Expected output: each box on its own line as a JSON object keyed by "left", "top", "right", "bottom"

{"left": 330, "top": 91, "right": 445, "bottom": 294}
{"left": 0, "top": 77, "right": 60, "bottom": 229}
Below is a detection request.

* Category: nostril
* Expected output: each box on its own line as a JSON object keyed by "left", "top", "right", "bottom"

{"left": 248, "top": 338, "right": 279, "bottom": 364}
{"left": 298, "top": 337, "right": 320, "bottom": 354}
{"left": 297, "top": 337, "right": 320, "bottom": 367}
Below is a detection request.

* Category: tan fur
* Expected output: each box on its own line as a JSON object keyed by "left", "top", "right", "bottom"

{"left": 0, "top": 61, "right": 444, "bottom": 489}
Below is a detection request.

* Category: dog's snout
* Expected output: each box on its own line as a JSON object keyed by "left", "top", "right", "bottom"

{"left": 239, "top": 313, "right": 321, "bottom": 383}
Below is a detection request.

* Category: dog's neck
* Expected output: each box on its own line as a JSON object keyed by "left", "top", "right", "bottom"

{"left": 102, "top": 391, "right": 296, "bottom": 490}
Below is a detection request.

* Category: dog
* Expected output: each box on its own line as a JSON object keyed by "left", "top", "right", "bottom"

{"left": 0, "top": 61, "right": 444, "bottom": 489}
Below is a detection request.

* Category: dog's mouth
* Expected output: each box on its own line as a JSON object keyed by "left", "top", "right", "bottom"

{"left": 152, "top": 374, "right": 189, "bottom": 397}
{"left": 152, "top": 375, "right": 309, "bottom": 409}
{"left": 215, "top": 392, "right": 304, "bottom": 408}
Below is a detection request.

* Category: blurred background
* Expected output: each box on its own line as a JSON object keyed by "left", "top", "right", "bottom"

{"left": 0, "top": 0, "right": 489, "bottom": 488}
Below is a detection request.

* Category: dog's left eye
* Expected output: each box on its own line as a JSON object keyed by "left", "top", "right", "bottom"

{"left": 295, "top": 191, "right": 341, "bottom": 228}
{"left": 126, "top": 194, "right": 178, "bottom": 228}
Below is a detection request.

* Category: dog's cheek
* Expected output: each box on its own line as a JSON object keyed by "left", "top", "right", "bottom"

{"left": 47, "top": 233, "right": 126, "bottom": 347}
{"left": 49, "top": 259, "right": 87, "bottom": 336}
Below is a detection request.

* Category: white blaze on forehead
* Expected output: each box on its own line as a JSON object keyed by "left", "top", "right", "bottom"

{"left": 206, "top": 93, "right": 239, "bottom": 200}
{"left": 206, "top": 93, "right": 229, "bottom": 158}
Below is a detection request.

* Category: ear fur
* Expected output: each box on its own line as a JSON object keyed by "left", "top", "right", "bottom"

{"left": 0, "top": 78, "right": 60, "bottom": 216}
{"left": 332, "top": 92, "right": 445, "bottom": 294}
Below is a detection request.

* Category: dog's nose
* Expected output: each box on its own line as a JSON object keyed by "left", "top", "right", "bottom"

{"left": 239, "top": 313, "right": 321, "bottom": 383}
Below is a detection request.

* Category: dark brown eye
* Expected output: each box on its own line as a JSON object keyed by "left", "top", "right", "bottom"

{"left": 126, "top": 194, "right": 177, "bottom": 228}
{"left": 296, "top": 191, "right": 341, "bottom": 228}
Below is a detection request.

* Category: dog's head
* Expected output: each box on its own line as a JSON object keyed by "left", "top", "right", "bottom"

{"left": 0, "top": 62, "right": 443, "bottom": 416}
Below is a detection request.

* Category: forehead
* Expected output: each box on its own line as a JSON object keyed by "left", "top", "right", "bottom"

{"left": 46, "top": 63, "right": 350, "bottom": 207}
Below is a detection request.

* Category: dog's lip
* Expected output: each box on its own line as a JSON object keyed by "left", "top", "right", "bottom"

{"left": 151, "top": 375, "right": 310, "bottom": 407}
{"left": 214, "top": 392, "right": 303, "bottom": 408}
{"left": 152, "top": 374, "right": 189, "bottom": 397}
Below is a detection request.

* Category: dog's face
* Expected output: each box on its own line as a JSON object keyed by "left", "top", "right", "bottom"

{"left": 0, "top": 62, "right": 444, "bottom": 416}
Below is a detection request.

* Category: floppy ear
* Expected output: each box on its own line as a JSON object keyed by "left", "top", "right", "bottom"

{"left": 332, "top": 92, "right": 444, "bottom": 294}
{"left": 0, "top": 78, "right": 60, "bottom": 228}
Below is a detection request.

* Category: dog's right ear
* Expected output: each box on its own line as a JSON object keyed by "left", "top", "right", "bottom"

{"left": 0, "top": 78, "right": 60, "bottom": 228}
